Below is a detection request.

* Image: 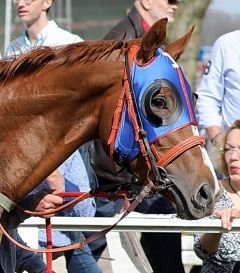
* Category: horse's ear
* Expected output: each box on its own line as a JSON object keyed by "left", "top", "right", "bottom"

{"left": 164, "top": 26, "right": 195, "bottom": 61}
{"left": 136, "top": 18, "right": 168, "bottom": 64}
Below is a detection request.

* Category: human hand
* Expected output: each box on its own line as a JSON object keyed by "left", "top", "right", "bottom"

{"left": 214, "top": 208, "right": 240, "bottom": 230}
{"left": 32, "top": 190, "right": 64, "bottom": 218}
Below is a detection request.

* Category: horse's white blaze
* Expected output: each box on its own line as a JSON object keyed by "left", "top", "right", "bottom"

{"left": 191, "top": 126, "right": 220, "bottom": 195}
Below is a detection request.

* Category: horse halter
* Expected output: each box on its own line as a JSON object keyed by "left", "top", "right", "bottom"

{"left": 108, "top": 44, "right": 205, "bottom": 195}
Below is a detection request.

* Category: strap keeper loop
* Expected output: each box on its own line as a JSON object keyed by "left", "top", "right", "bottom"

{"left": 0, "top": 193, "right": 16, "bottom": 212}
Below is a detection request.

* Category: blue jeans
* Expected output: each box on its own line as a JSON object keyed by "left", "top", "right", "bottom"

{"left": 64, "top": 245, "right": 102, "bottom": 273}
{"left": 64, "top": 232, "right": 102, "bottom": 273}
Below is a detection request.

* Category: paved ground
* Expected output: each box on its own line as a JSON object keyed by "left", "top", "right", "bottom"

{"left": 49, "top": 246, "right": 194, "bottom": 273}
{"left": 46, "top": 248, "right": 112, "bottom": 273}
{"left": 45, "top": 248, "right": 112, "bottom": 273}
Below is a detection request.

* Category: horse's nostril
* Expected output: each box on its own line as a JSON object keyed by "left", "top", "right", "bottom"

{"left": 195, "top": 184, "right": 212, "bottom": 209}
{"left": 199, "top": 184, "right": 209, "bottom": 200}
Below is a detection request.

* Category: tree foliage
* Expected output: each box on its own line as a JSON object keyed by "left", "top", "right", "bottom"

{"left": 168, "top": 0, "right": 211, "bottom": 89}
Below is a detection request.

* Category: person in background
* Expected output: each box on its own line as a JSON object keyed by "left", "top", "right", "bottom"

{"left": 7, "top": 0, "right": 81, "bottom": 56}
{"left": 33, "top": 151, "right": 100, "bottom": 273}
{"left": 6, "top": 0, "right": 101, "bottom": 272}
{"left": 104, "top": 0, "right": 179, "bottom": 40}
{"left": 196, "top": 30, "right": 240, "bottom": 143}
{"left": 1, "top": 164, "right": 91, "bottom": 273}
{"left": 1, "top": 231, "right": 47, "bottom": 273}
{"left": 194, "top": 119, "right": 240, "bottom": 273}
{"left": 89, "top": 1, "right": 185, "bottom": 273}
{"left": 0, "top": 180, "right": 63, "bottom": 273}
{"left": 191, "top": 24, "right": 240, "bottom": 273}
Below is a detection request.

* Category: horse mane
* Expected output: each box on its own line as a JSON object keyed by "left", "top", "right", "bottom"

{"left": 0, "top": 39, "right": 127, "bottom": 84}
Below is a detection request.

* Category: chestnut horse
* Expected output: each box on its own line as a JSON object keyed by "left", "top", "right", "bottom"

{"left": 0, "top": 18, "right": 219, "bottom": 222}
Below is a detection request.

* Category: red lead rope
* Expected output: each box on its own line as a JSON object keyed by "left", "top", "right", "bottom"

{"left": 46, "top": 218, "right": 53, "bottom": 273}
{"left": 46, "top": 191, "right": 131, "bottom": 273}
{"left": 57, "top": 191, "right": 129, "bottom": 199}
{"left": 0, "top": 190, "right": 130, "bottom": 273}
{"left": 46, "top": 191, "right": 131, "bottom": 272}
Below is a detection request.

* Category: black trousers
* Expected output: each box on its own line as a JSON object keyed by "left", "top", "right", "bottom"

{"left": 233, "top": 262, "right": 240, "bottom": 273}
{"left": 141, "top": 232, "right": 185, "bottom": 273}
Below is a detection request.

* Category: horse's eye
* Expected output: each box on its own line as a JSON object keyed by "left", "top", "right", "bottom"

{"left": 151, "top": 96, "right": 167, "bottom": 109}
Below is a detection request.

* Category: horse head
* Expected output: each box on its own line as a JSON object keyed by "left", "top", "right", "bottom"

{"left": 106, "top": 18, "right": 220, "bottom": 219}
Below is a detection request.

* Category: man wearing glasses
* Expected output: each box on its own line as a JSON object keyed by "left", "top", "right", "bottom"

{"left": 104, "top": 0, "right": 180, "bottom": 40}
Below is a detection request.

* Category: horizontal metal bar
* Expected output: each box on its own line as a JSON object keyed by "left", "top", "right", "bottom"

{"left": 19, "top": 212, "right": 240, "bottom": 233}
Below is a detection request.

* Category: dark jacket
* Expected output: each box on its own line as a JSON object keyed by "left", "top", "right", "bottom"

{"left": 104, "top": 6, "right": 144, "bottom": 41}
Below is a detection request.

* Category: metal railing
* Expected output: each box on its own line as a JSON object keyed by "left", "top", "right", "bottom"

{"left": 19, "top": 212, "right": 240, "bottom": 233}
{"left": 20, "top": 212, "right": 240, "bottom": 271}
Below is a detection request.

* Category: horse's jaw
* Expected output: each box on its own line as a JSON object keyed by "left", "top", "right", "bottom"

{"left": 164, "top": 186, "right": 213, "bottom": 220}
{"left": 161, "top": 175, "right": 221, "bottom": 220}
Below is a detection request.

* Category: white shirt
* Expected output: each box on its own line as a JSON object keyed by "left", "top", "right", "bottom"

{"left": 5, "top": 20, "right": 83, "bottom": 57}
{"left": 196, "top": 30, "right": 240, "bottom": 129}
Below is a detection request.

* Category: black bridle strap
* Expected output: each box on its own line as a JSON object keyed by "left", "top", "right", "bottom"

{"left": 125, "top": 48, "right": 162, "bottom": 184}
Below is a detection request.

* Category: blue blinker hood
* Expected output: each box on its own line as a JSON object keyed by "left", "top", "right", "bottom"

{"left": 114, "top": 47, "right": 196, "bottom": 164}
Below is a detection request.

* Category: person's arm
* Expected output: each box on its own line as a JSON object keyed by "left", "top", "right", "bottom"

{"left": 8, "top": 189, "right": 64, "bottom": 229}
{"left": 6, "top": 171, "right": 65, "bottom": 229}
{"left": 196, "top": 37, "right": 225, "bottom": 135}
{"left": 199, "top": 233, "right": 222, "bottom": 254}
{"left": 46, "top": 169, "right": 64, "bottom": 191}
{"left": 59, "top": 150, "right": 96, "bottom": 217}
{"left": 27, "top": 170, "right": 65, "bottom": 219}
{"left": 6, "top": 194, "right": 36, "bottom": 229}
{"left": 198, "top": 207, "right": 240, "bottom": 254}
{"left": 206, "top": 126, "right": 223, "bottom": 143}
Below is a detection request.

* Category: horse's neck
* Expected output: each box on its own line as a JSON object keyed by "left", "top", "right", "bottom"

{"left": 0, "top": 60, "right": 123, "bottom": 202}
